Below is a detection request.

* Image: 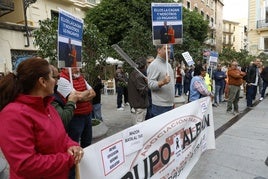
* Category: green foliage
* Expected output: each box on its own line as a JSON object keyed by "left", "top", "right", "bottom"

{"left": 92, "top": 119, "right": 101, "bottom": 126}
{"left": 82, "top": 23, "right": 109, "bottom": 83}
{"left": 85, "top": 1, "right": 209, "bottom": 69}
{"left": 219, "top": 48, "right": 254, "bottom": 67}
{"left": 173, "top": 8, "right": 208, "bottom": 63}
{"left": 32, "top": 18, "right": 58, "bottom": 66}
{"left": 32, "top": 17, "right": 109, "bottom": 84}
{"left": 257, "top": 52, "right": 268, "bottom": 66}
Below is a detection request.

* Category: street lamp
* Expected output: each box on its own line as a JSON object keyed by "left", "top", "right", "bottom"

{"left": 23, "top": 0, "right": 37, "bottom": 47}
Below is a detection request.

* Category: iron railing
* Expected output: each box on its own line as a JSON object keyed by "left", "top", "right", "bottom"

{"left": 257, "top": 19, "right": 268, "bottom": 29}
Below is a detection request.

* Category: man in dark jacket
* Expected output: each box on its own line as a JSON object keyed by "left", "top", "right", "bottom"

{"left": 213, "top": 64, "right": 226, "bottom": 105}
{"left": 246, "top": 58, "right": 261, "bottom": 107}
{"left": 92, "top": 75, "right": 104, "bottom": 120}
{"left": 128, "top": 57, "right": 149, "bottom": 124}
{"left": 260, "top": 65, "right": 268, "bottom": 100}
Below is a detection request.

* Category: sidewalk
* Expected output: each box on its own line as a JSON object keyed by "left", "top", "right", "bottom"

{"left": 95, "top": 92, "right": 247, "bottom": 141}
{"left": 188, "top": 96, "right": 268, "bottom": 178}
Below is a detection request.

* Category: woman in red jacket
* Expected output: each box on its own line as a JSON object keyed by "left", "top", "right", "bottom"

{"left": 0, "top": 57, "right": 83, "bottom": 179}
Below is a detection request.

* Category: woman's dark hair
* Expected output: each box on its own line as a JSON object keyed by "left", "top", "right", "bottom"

{"left": 0, "top": 57, "right": 50, "bottom": 111}
{"left": 193, "top": 65, "right": 206, "bottom": 76}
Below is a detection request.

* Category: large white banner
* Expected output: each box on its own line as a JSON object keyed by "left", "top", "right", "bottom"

{"left": 80, "top": 97, "right": 215, "bottom": 178}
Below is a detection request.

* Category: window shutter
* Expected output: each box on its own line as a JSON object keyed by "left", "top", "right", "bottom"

{"left": 259, "top": 37, "right": 264, "bottom": 50}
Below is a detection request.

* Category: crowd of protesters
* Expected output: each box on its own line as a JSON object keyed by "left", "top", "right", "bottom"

{"left": 0, "top": 48, "right": 267, "bottom": 178}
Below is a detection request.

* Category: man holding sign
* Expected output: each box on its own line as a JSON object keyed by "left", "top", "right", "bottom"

{"left": 147, "top": 45, "right": 175, "bottom": 117}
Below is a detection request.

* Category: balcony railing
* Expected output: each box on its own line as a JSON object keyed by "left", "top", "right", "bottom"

{"left": 204, "top": 38, "right": 216, "bottom": 46}
{"left": 86, "top": 0, "right": 100, "bottom": 4}
{"left": 257, "top": 19, "right": 268, "bottom": 29}
{"left": 0, "top": 0, "right": 14, "bottom": 17}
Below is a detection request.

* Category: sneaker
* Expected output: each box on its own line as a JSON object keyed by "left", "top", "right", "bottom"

{"left": 259, "top": 97, "right": 264, "bottom": 101}
{"left": 125, "top": 102, "right": 130, "bottom": 106}
{"left": 212, "top": 103, "right": 217, "bottom": 107}
{"left": 117, "top": 107, "right": 124, "bottom": 111}
{"left": 121, "top": 104, "right": 125, "bottom": 108}
{"left": 234, "top": 110, "right": 242, "bottom": 115}
{"left": 226, "top": 110, "right": 234, "bottom": 115}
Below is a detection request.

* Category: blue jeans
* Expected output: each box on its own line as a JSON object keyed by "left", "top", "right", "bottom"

{"left": 116, "top": 86, "right": 124, "bottom": 108}
{"left": 261, "top": 81, "right": 268, "bottom": 98}
{"left": 175, "top": 83, "right": 182, "bottom": 96}
{"left": 246, "top": 84, "right": 257, "bottom": 107}
{"left": 92, "top": 103, "right": 102, "bottom": 120}
{"left": 67, "top": 114, "right": 92, "bottom": 148}
{"left": 151, "top": 104, "right": 173, "bottom": 117}
{"left": 214, "top": 85, "right": 224, "bottom": 104}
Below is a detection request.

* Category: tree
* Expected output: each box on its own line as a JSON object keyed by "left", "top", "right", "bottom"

{"left": 32, "top": 17, "right": 109, "bottom": 83}
{"left": 219, "top": 48, "right": 254, "bottom": 67}
{"left": 85, "top": 1, "right": 209, "bottom": 67}
{"left": 32, "top": 18, "right": 58, "bottom": 66}
{"left": 82, "top": 23, "right": 109, "bottom": 83}
{"left": 173, "top": 8, "right": 209, "bottom": 63}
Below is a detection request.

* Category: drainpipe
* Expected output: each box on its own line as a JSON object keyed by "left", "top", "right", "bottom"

{"left": 23, "top": 0, "right": 37, "bottom": 47}
{"left": 23, "top": 0, "right": 30, "bottom": 47}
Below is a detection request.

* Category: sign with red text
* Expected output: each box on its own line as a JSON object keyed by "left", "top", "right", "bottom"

{"left": 80, "top": 97, "right": 215, "bottom": 179}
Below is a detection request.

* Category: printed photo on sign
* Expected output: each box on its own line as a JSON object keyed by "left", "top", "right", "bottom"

{"left": 57, "top": 9, "right": 83, "bottom": 68}
{"left": 151, "top": 3, "right": 183, "bottom": 45}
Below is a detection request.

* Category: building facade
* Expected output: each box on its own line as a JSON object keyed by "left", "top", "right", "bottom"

{"left": 180, "top": 0, "right": 224, "bottom": 52}
{"left": 247, "top": 0, "right": 268, "bottom": 56}
{"left": 222, "top": 19, "right": 240, "bottom": 50}
{"left": 0, "top": 0, "right": 99, "bottom": 73}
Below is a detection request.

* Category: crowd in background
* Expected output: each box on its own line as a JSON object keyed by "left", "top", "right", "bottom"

{"left": 0, "top": 49, "right": 268, "bottom": 178}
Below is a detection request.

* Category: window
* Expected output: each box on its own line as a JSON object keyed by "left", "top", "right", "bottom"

{"left": 210, "top": 0, "right": 214, "bottom": 9}
{"left": 201, "top": 11, "right": 204, "bottom": 17}
{"left": 211, "top": 17, "right": 214, "bottom": 25}
{"left": 51, "top": 10, "right": 59, "bottom": 19}
{"left": 194, "top": 6, "right": 198, "bottom": 12}
{"left": 187, "top": 1, "right": 190, "bottom": 9}
{"left": 265, "top": 38, "right": 268, "bottom": 51}
{"left": 259, "top": 37, "right": 268, "bottom": 51}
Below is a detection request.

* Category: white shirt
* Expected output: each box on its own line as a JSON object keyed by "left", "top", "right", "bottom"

{"left": 57, "top": 77, "right": 92, "bottom": 98}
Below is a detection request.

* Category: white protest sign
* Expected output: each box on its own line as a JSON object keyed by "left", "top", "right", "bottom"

{"left": 101, "top": 140, "right": 125, "bottom": 176}
{"left": 123, "top": 126, "right": 143, "bottom": 156}
{"left": 182, "top": 51, "right": 195, "bottom": 66}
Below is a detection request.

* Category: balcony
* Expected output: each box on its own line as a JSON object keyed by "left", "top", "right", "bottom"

{"left": 257, "top": 19, "right": 268, "bottom": 31}
{"left": 61, "top": 0, "right": 100, "bottom": 9}
{"left": 204, "top": 38, "right": 216, "bottom": 46}
{"left": 0, "top": 0, "right": 14, "bottom": 17}
{"left": 86, "top": 0, "right": 101, "bottom": 3}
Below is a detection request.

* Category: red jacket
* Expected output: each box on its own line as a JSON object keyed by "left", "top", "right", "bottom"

{"left": 0, "top": 94, "right": 78, "bottom": 179}
{"left": 60, "top": 70, "right": 93, "bottom": 115}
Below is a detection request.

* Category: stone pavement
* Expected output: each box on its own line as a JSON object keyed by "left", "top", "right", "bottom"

{"left": 95, "top": 92, "right": 268, "bottom": 178}
{"left": 94, "top": 92, "right": 247, "bottom": 142}
{"left": 188, "top": 95, "right": 268, "bottom": 179}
